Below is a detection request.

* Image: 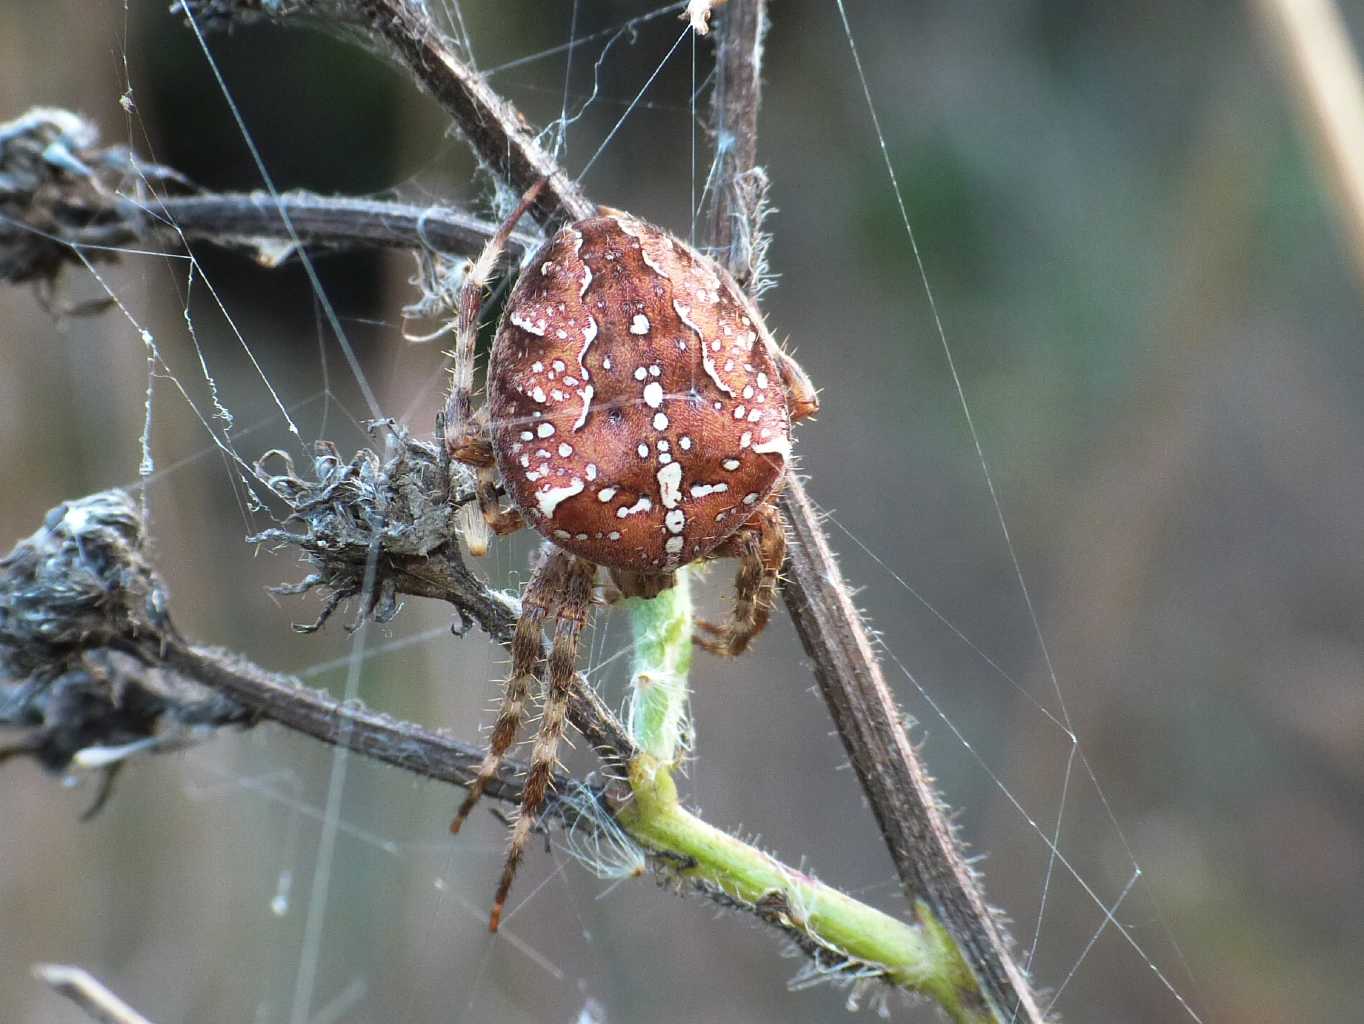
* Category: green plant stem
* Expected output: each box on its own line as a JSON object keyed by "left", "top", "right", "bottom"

{"left": 625, "top": 570, "right": 694, "bottom": 766}
{"left": 620, "top": 578, "right": 996, "bottom": 1023}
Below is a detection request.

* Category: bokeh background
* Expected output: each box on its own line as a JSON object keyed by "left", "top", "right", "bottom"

{"left": 3, "top": 2, "right": 1362, "bottom": 1022}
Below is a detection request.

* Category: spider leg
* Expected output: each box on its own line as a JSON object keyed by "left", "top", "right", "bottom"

{"left": 775, "top": 348, "right": 820, "bottom": 422}
{"left": 443, "top": 184, "right": 544, "bottom": 544}
{"left": 476, "top": 464, "right": 524, "bottom": 537}
{"left": 449, "top": 548, "right": 570, "bottom": 836}
{"left": 695, "top": 497, "right": 786, "bottom": 657}
{"left": 443, "top": 179, "right": 548, "bottom": 464}
{"left": 449, "top": 414, "right": 524, "bottom": 547}
{"left": 489, "top": 554, "right": 596, "bottom": 931}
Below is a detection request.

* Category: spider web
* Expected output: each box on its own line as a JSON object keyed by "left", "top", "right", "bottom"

{"left": 5, "top": 1, "right": 1355, "bottom": 1023}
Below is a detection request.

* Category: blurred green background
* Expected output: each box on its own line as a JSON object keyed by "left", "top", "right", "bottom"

{"left": 3, "top": 2, "right": 1363, "bottom": 1022}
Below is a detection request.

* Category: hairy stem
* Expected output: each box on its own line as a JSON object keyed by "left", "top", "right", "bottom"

{"left": 621, "top": 574, "right": 991, "bottom": 1018}
{"left": 625, "top": 569, "right": 694, "bottom": 766}
{"left": 621, "top": 756, "right": 992, "bottom": 1022}
{"left": 152, "top": 192, "right": 540, "bottom": 260}
{"left": 705, "top": 4, "right": 1045, "bottom": 1020}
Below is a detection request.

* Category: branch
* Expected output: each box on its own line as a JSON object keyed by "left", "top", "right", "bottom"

{"left": 0, "top": 107, "right": 536, "bottom": 289}
{"left": 247, "top": 423, "right": 636, "bottom": 760}
{"left": 175, "top": 0, "right": 596, "bottom": 228}
{"left": 705, "top": 5, "right": 1046, "bottom": 1020}
{"left": 0, "top": 488, "right": 583, "bottom": 817}
{"left": 153, "top": 192, "right": 540, "bottom": 261}
{"left": 701, "top": 0, "right": 768, "bottom": 288}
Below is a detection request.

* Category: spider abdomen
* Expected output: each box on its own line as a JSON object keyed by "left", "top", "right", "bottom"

{"left": 488, "top": 213, "right": 791, "bottom": 571}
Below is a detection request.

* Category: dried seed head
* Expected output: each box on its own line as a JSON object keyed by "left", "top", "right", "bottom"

{"left": 488, "top": 213, "right": 793, "bottom": 571}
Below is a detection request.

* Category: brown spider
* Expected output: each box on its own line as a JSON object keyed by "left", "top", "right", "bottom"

{"left": 443, "top": 183, "right": 817, "bottom": 930}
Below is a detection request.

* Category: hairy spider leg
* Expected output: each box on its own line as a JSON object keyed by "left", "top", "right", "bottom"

{"left": 489, "top": 552, "right": 596, "bottom": 931}
{"left": 441, "top": 178, "right": 548, "bottom": 474}
{"left": 775, "top": 347, "right": 820, "bottom": 422}
{"left": 449, "top": 547, "right": 568, "bottom": 835}
{"left": 694, "top": 496, "right": 787, "bottom": 657}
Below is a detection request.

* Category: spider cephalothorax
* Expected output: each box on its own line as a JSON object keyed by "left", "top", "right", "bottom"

{"left": 443, "top": 185, "right": 816, "bottom": 929}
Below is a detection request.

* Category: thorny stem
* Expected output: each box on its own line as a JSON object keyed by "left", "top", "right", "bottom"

{"left": 705, "top": 4, "right": 1046, "bottom": 1020}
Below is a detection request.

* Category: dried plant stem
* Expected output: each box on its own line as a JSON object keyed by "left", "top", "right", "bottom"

{"left": 0, "top": 105, "right": 538, "bottom": 287}
{"left": 159, "top": 640, "right": 558, "bottom": 809}
{"left": 705, "top": 4, "right": 1044, "bottom": 1020}
{"left": 175, "top": 0, "right": 593, "bottom": 227}
{"left": 1254, "top": 0, "right": 1364, "bottom": 294}
{"left": 151, "top": 192, "right": 539, "bottom": 260}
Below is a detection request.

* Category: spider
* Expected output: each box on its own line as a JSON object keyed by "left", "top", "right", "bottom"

{"left": 443, "top": 182, "right": 817, "bottom": 930}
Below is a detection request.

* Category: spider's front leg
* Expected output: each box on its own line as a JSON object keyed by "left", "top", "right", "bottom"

{"left": 695, "top": 496, "right": 787, "bottom": 658}
{"left": 443, "top": 181, "right": 546, "bottom": 544}
{"left": 450, "top": 415, "right": 524, "bottom": 543}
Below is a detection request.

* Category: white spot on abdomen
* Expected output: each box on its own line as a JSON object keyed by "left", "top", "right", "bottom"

{"left": 630, "top": 314, "right": 650, "bottom": 335}
{"left": 579, "top": 316, "right": 598, "bottom": 371}
{"left": 752, "top": 435, "right": 791, "bottom": 460}
{"left": 689, "top": 483, "right": 729, "bottom": 498}
{"left": 657, "top": 462, "right": 683, "bottom": 509}
{"left": 510, "top": 311, "right": 548, "bottom": 336}
{"left": 572, "top": 385, "right": 594, "bottom": 432}
{"left": 536, "top": 478, "right": 585, "bottom": 518}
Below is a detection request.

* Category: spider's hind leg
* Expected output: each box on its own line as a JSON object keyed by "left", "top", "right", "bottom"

{"left": 450, "top": 548, "right": 570, "bottom": 837}
{"left": 489, "top": 552, "right": 597, "bottom": 931}
{"left": 695, "top": 497, "right": 786, "bottom": 658}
